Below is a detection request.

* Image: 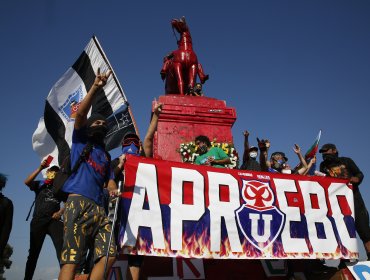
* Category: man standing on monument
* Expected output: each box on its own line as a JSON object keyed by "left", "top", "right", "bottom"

{"left": 194, "top": 135, "right": 231, "bottom": 168}
{"left": 58, "top": 68, "right": 118, "bottom": 280}
{"left": 112, "top": 102, "right": 163, "bottom": 280}
{"left": 319, "top": 143, "right": 370, "bottom": 260}
{"left": 240, "top": 130, "right": 261, "bottom": 171}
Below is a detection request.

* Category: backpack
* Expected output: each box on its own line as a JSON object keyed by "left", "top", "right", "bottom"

{"left": 53, "top": 143, "right": 93, "bottom": 202}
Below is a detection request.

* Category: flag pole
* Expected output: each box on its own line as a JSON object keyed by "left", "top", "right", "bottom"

{"left": 92, "top": 35, "right": 141, "bottom": 138}
{"left": 93, "top": 35, "right": 127, "bottom": 100}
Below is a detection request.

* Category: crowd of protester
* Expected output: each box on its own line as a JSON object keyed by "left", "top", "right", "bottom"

{"left": 237, "top": 131, "right": 370, "bottom": 279}
{"left": 0, "top": 70, "right": 369, "bottom": 280}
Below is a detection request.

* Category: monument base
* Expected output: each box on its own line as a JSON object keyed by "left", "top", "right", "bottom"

{"left": 152, "top": 94, "right": 237, "bottom": 162}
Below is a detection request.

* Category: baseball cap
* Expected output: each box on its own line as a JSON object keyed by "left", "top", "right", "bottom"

{"left": 249, "top": 146, "right": 258, "bottom": 152}
{"left": 271, "top": 152, "right": 288, "bottom": 162}
{"left": 319, "top": 143, "right": 337, "bottom": 153}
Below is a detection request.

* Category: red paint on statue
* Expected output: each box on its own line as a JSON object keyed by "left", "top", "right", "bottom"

{"left": 160, "top": 17, "right": 209, "bottom": 95}
{"left": 152, "top": 95, "right": 236, "bottom": 162}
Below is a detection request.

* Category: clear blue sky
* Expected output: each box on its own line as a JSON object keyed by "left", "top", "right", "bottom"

{"left": 1, "top": 1, "right": 370, "bottom": 279}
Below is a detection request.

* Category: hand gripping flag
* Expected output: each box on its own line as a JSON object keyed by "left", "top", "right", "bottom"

{"left": 304, "top": 130, "right": 321, "bottom": 175}
{"left": 32, "top": 36, "right": 138, "bottom": 166}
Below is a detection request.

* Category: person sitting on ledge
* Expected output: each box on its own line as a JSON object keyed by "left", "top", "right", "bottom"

{"left": 194, "top": 135, "right": 231, "bottom": 168}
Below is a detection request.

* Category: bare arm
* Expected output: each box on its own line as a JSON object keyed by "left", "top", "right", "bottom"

{"left": 24, "top": 159, "right": 49, "bottom": 187}
{"left": 210, "top": 157, "right": 231, "bottom": 165}
{"left": 293, "top": 144, "right": 308, "bottom": 175}
{"left": 106, "top": 179, "right": 118, "bottom": 192}
{"left": 51, "top": 206, "right": 64, "bottom": 220}
{"left": 258, "top": 139, "right": 270, "bottom": 172}
{"left": 114, "top": 154, "right": 126, "bottom": 179}
{"left": 242, "top": 130, "right": 250, "bottom": 163}
{"left": 302, "top": 156, "right": 316, "bottom": 176}
{"left": 143, "top": 102, "right": 163, "bottom": 157}
{"left": 74, "top": 68, "right": 112, "bottom": 129}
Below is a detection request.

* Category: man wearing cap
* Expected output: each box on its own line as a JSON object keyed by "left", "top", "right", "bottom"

{"left": 319, "top": 143, "right": 370, "bottom": 259}
{"left": 257, "top": 138, "right": 289, "bottom": 173}
{"left": 258, "top": 139, "right": 308, "bottom": 175}
{"left": 112, "top": 102, "right": 163, "bottom": 280}
{"left": 58, "top": 69, "right": 118, "bottom": 280}
{"left": 24, "top": 162, "right": 63, "bottom": 280}
{"left": 240, "top": 130, "right": 261, "bottom": 171}
{"left": 111, "top": 132, "right": 143, "bottom": 280}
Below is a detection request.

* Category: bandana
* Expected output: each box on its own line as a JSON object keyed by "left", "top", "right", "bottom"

{"left": 122, "top": 143, "right": 139, "bottom": 155}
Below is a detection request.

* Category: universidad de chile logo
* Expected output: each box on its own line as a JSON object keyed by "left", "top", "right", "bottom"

{"left": 235, "top": 180, "right": 286, "bottom": 251}
{"left": 59, "top": 85, "right": 83, "bottom": 122}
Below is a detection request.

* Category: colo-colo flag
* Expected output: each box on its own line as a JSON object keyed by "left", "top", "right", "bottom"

{"left": 32, "top": 36, "right": 138, "bottom": 166}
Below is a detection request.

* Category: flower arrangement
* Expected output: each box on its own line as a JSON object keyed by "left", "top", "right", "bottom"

{"left": 179, "top": 140, "right": 239, "bottom": 169}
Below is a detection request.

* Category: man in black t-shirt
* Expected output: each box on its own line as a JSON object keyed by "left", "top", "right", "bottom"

{"left": 319, "top": 143, "right": 370, "bottom": 260}
{"left": 240, "top": 130, "right": 261, "bottom": 171}
{"left": 24, "top": 160, "right": 64, "bottom": 280}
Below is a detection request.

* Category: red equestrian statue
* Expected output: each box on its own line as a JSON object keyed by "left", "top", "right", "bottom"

{"left": 160, "top": 17, "right": 209, "bottom": 95}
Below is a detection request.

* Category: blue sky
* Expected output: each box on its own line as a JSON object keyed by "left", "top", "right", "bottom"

{"left": 1, "top": 1, "right": 370, "bottom": 279}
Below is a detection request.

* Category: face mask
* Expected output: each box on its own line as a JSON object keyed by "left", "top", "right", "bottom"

{"left": 199, "top": 145, "right": 208, "bottom": 155}
{"left": 322, "top": 153, "right": 338, "bottom": 161}
{"left": 46, "top": 171, "right": 56, "bottom": 180}
{"left": 87, "top": 125, "right": 108, "bottom": 144}
{"left": 122, "top": 143, "right": 139, "bottom": 155}
{"left": 272, "top": 159, "right": 285, "bottom": 170}
{"left": 249, "top": 151, "right": 258, "bottom": 159}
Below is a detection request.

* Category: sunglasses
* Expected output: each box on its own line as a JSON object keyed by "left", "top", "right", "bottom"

{"left": 122, "top": 137, "right": 140, "bottom": 147}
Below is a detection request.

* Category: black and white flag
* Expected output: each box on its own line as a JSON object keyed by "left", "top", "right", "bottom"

{"left": 32, "top": 36, "right": 138, "bottom": 166}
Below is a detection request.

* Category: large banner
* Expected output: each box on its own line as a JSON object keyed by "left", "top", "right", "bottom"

{"left": 118, "top": 155, "right": 358, "bottom": 259}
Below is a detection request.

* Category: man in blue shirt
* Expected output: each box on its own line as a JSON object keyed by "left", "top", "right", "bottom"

{"left": 58, "top": 69, "right": 118, "bottom": 280}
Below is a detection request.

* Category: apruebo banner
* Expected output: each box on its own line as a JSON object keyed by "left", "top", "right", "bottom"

{"left": 118, "top": 155, "right": 358, "bottom": 259}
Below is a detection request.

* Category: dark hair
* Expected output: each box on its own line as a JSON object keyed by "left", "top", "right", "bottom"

{"left": 86, "top": 113, "right": 107, "bottom": 127}
{"left": 48, "top": 165, "right": 60, "bottom": 172}
{"left": 195, "top": 135, "right": 211, "bottom": 147}
{"left": 0, "top": 173, "right": 8, "bottom": 190}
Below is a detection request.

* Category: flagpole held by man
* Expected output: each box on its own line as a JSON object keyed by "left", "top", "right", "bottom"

{"left": 58, "top": 68, "right": 119, "bottom": 280}
{"left": 32, "top": 36, "right": 138, "bottom": 169}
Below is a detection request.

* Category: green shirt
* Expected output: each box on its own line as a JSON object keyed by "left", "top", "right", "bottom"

{"left": 194, "top": 147, "right": 229, "bottom": 168}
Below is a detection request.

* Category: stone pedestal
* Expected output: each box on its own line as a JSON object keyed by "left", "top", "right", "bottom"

{"left": 152, "top": 94, "right": 237, "bottom": 162}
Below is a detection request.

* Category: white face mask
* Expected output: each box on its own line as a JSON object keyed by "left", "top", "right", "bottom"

{"left": 249, "top": 151, "right": 258, "bottom": 159}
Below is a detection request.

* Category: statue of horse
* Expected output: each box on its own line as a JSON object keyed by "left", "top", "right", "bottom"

{"left": 160, "top": 17, "right": 209, "bottom": 95}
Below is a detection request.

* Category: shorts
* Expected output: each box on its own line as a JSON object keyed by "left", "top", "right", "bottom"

{"left": 128, "top": 255, "right": 144, "bottom": 267}
{"left": 60, "top": 195, "right": 117, "bottom": 265}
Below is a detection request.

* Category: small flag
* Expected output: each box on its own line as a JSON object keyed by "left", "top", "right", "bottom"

{"left": 305, "top": 130, "right": 322, "bottom": 175}
{"left": 32, "top": 36, "right": 138, "bottom": 166}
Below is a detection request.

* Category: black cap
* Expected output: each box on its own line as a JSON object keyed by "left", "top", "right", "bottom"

{"left": 319, "top": 143, "right": 337, "bottom": 153}
{"left": 271, "top": 152, "right": 288, "bottom": 162}
{"left": 249, "top": 146, "right": 258, "bottom": 152}
{"left": 86, "top": 113, "right": 106, "bottom": 127}
{"left": 48, "top": 165, "right": 60, "bottom": 172}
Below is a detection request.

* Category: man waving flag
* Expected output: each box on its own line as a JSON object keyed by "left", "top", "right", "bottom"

{"left": 32, "top": 36, "right": 138, "bottom": 166}
{"left": 305, "top": 130, "right": 322, "bottom": 175}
